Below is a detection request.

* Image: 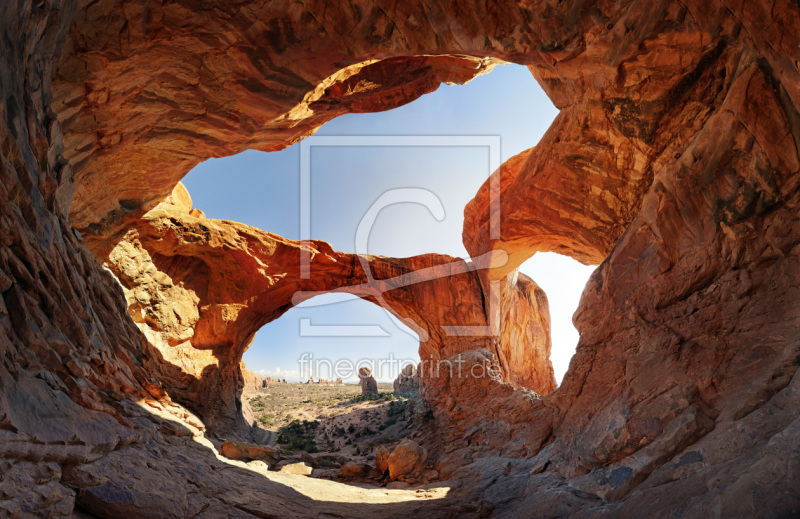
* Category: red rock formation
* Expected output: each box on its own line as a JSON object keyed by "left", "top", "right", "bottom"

{"left": 241, "top": 363, "right": 267, "bottom": 398}
{"left": 105, "top": 184, "right": 555, "bottom": 435}
{"left": 374, "top": 446, "right": 391, "bottom": 476}
{"left": 393, "top": 364, "right": 419, "bottom": 395}
{"left": 338, "top": 462, "right": 366, "bottom": 479}
{"left": 55, "top": 5, "right": 500, "bottom": 250}
{"left": 358, "top": 367, "right": 379, "bottom": 395}
{"left": 1, "top": 0, "right": 799, "bottom": 517}
{"left": 387, "top": 439, "right": 427, "bottom": 481}
{"left": 219, "top": 441, "right": 280, "bottom": 465}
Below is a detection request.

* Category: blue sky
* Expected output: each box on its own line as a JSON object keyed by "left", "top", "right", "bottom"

{"left": 183, "top": 64, "right": 595, "bottom": 384}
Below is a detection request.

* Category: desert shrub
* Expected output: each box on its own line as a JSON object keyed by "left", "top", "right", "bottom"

{"left": 350, "top": 392, "right": 384, "bottom": 403}
{"left": 378, "top": 417, "right": 397, "bottom": 431}
{"left": 387, "top": 400, "right": 407, "bottom": 417}
{"left": 277, "top": 420, "right": 319, "bottom": 452}
{"left": 250, "top": 396, "right": 267, "bottom": 410}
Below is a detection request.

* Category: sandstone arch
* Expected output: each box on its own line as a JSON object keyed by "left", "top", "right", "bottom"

{"left": 106, "top": 183, "right": 555, "bottom": 436}
{"left": 1, "top": 0, "right": 799, "bottom": 516}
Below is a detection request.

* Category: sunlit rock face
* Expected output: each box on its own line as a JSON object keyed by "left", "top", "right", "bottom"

{"left": 1, "top": 0, "right": 799, "bottom": 516}
{"left": 105, "top": 183, "right": 556, "bottom": 437}
{"left": 55, "top": 2, "right": 501, "bottom": 251}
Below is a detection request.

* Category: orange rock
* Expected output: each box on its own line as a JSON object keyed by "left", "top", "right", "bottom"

{"left": 387, "top": 440, "right": 427, "bottom": 481}
{"left": 219, "top": 442, "right": 279, "bottom": 465}
{"left": 419, "top": 469, "right": 439, "bottom": 484}
{"left": 106, "top": 199, "right": 556, "bottom": 435}
{"left": 240, "top": 363, "right": 267, "bottom": 399}
{"left": 393, "top": 364, "right": 418, "bottom": 395}
{"left": 374, "top": 446, "right": 390, "bottom": 475}
{"left": 3, "top": 1, "right": 800, "bottom": 517}
{"left": 337, "top": 462, "right": 365, "bottom": 479}
{"left": 163, "top": 182, "right": 192, "bottom": 214}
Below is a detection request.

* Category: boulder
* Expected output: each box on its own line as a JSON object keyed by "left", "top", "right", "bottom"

{"left": 219, "top": 442, "right": 279, "bottom": 465}
{"left": 387, "top": 440, "right": 427, "bottom": 481}
{"left": 374, "top": 446, "right": 391, "bottom": 475}
{"left": 279, "top": 462, "right": 313, "bottom": 476}
{"left": 337, "top": 463, "right": 365, "bottom": 479}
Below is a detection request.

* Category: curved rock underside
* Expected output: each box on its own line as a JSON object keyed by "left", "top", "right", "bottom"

{"left": 2, "top": 0, "right": 800, "bottom": 517}
{"left": 106, "top": 183, "right": 555, "bottom": 436}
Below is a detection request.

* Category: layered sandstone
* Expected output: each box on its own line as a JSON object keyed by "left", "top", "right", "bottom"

{"left": 1, "top": 0, "right": 799, "bottom": 517}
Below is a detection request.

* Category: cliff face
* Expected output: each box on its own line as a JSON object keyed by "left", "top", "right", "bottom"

{"left": 2, "top": 0, "right": 800, "bottom": 517}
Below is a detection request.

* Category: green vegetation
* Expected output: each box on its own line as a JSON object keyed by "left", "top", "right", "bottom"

{"left": 349, "top": 391, "right": 403, "bottom": 403}
{"left": 349, "top": 393, "right": 383, "bottom": 403}
{"left": 387, "top": 399, "right": 407, "bottom": 416}
{"left": 245, "top": 382, "right": 407, "bottom": 453}
{"left": 277, "top": 419, "right": 320, "bottom": 452}
{"left": 378, "top": 417, "right": 397, "bottom": 431}
{"left": 250, "top": 396, "right": 268, "bottom": 411}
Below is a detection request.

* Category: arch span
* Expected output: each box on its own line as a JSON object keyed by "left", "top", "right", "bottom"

{"left": 107, "top": 183, "right": 555, "bottom": 436}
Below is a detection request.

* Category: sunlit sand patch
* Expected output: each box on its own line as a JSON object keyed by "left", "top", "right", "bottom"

{"left": 263, "top": 472, "right": 450, "bottom": 504}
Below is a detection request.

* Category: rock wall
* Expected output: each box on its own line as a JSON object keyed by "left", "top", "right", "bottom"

{"left": 1, "top": 0, "right": 799, "bottom": 517}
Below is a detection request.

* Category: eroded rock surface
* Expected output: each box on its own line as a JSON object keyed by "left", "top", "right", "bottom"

{"left": 104, "top": 184, "right": 556, "bottom": 437}
{"left": 2, "top": 0, "right": 799, "bottom": 517}
{"left": 219, "top": 441, "right": 280, "bottom": 465}
{"left": 393, "top": 364, "right": 419, "bottom": 395}
{"left": 358, "top": 367, "right": 379, "bottom": 396}
{"left": 387, "top": 439, "right": 427, "bottom": 481}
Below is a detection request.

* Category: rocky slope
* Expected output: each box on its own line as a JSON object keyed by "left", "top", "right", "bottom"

{"left": 1, "top": 0, "right": 799, "bottom": 517}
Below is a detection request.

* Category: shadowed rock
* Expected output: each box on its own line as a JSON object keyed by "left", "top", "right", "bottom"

{"left": 358, "top": 368, "right": 379, "bottom": 396}
{"left": 393, "top": 365, "right": 419, "bottom": 395}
